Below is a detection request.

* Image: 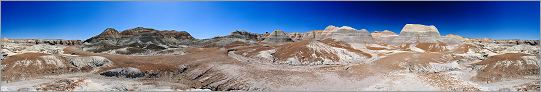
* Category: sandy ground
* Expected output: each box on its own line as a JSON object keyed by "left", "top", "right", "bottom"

{"left": 1, "top": 42, "right": 539, "bottom": 91}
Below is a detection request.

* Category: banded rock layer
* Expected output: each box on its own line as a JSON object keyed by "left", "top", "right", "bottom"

{"left": 392, "top": 24, "right": 441, "bottom": 44}
{"left": 391, "top": 24, "right": 464, "bottom": 45}
{"left": 303, "top": 25, "right": 374, "bottom": 44}
{"left": 262, "top": 30, "right": 293, "bottom": 43}
{"left": 83, "top": 27, "right": 195, "bottom": 53}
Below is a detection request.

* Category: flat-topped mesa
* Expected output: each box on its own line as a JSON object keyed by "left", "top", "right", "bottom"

{"left": 303, "top": 25, "right": 374, "bottom": 44}
{"left": 400, "top": 24, "right": 440, "bottom": 35}
{"left": 392, "top": 24, "right": 442, "bottom": 44}
{"left": 262, "top": 29, "right": 293, "bottom": 43}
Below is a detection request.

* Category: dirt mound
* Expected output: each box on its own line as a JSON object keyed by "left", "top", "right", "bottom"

{"left": 372, "top": 52, "right": 460, "bottom": 73}
{"left": 36, "top": 78, "right": 87, "bottom": 91}
{"left": 413, "top": 56, "right": 461, "bottom": 72}
{"left": 22, "top": 44, "right": 66, "bottom": 54}
{"left": 78, "top": 48, "right": 264, "bottom": 90}
{"left": 453, "top": 43, "right": 477, "bottom": 53}
{"left": 232, "top": 39, "right": 372, "bottom": 65}
{"left": 288, "top": 32, "right": 303, "bottom": 41}
{"left": 1, "top": 53, "right": 112, "bottom": 81}
{"left": 1, "top": 53, "right": 69, "bottom": 81}
{"left": 319, "top": 39, "right": 372, "bottom": 57}
{"left": 418, "top": 72, "right": 481, "bottom": 91}
{"left": 393, "top": 42, "right": 448, "bottom": 53}
{"left": 414, "top": 42, "right": 448, "bottom": 52}
{"left": 65, "top": 56, "right": 112, "bottom": 68}
{"left": 397, "top": 44, "right": 412, "bottom": 51}
{"left": 515, "top": 81, "right": 540, "bottom": 91}
{"left": 229, "top": 44, "right": 275, "bottom": 58}
{"left": 472, "top": 53, "right": 539, "bottom": 82}
{"left": 87, "top": 43, "right": 174, "bottom": 55}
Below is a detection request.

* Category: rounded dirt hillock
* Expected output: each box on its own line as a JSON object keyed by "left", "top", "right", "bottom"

{"left": 1, "top": 53, "right": 112, "bottom": 81}
{"left": 232, "top": 39, "right": 372, "bottom": 65}
{"left": 472, "top": 53, "right": 539, "bottom": 82}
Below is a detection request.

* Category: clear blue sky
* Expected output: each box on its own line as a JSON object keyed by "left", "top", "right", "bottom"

{"left": 2, "top": 1, "right": 539, "bottom": 40}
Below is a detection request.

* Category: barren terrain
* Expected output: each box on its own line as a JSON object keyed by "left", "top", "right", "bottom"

{"left": 1, "top": 25, "right": 539, "bottom": 91}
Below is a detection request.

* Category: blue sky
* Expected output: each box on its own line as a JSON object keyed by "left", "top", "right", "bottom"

{"left": 2, "top": 1, "right": 539, "bottom": 40}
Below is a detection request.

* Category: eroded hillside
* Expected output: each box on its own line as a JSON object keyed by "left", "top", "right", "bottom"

{"left": 1, "top": 24, "right": 539, "bottom": 91}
